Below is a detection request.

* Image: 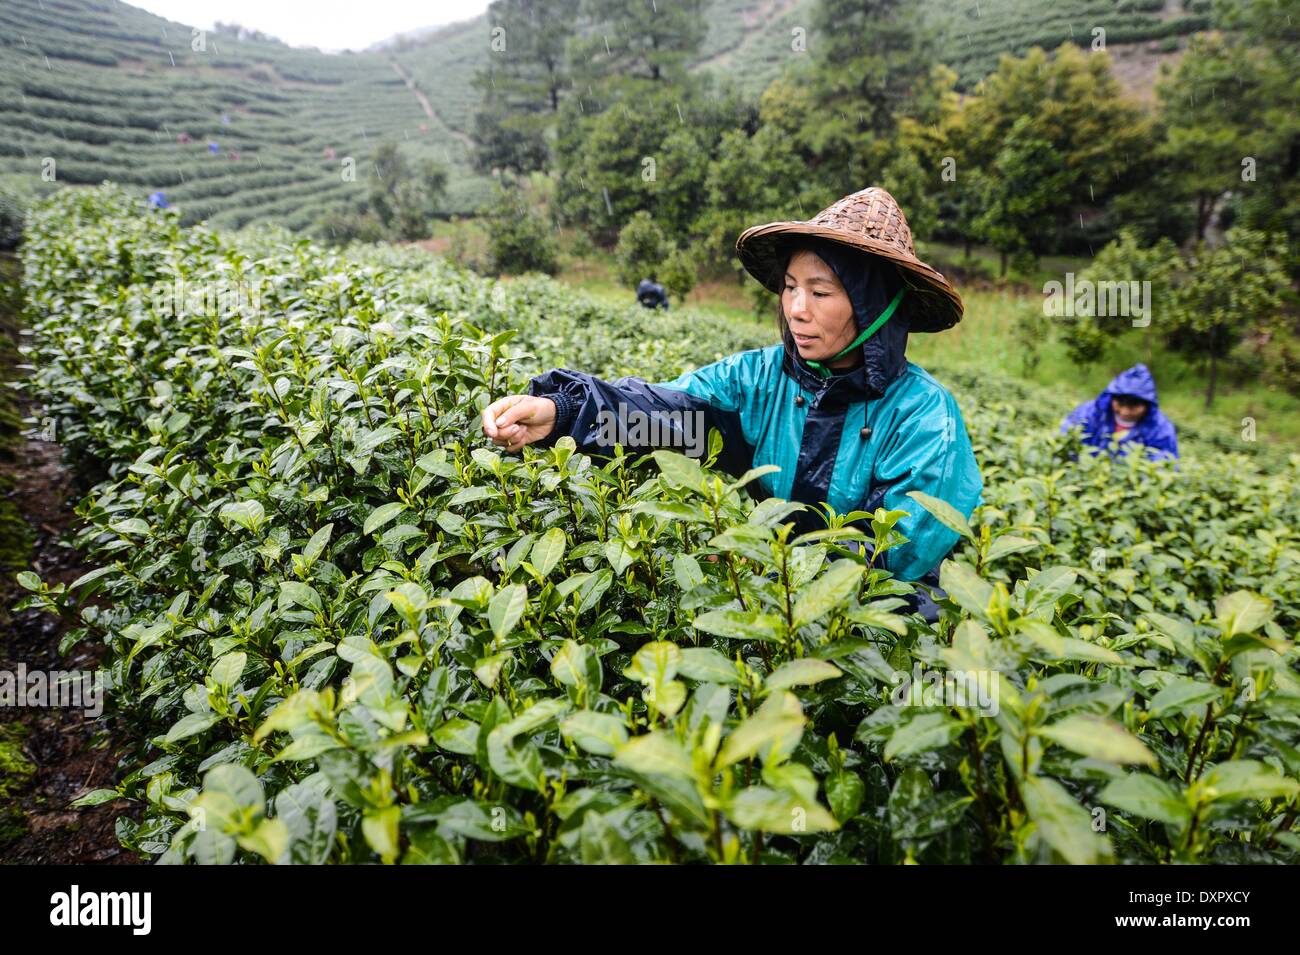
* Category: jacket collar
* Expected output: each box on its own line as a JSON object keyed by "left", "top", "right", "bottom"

{"left": 781, "top": 328, "right": 877, "bottom": 408}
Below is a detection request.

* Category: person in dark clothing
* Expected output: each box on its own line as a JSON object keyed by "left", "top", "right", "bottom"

{"left": 637, "top": 278, "right": 669, "bottom": 310}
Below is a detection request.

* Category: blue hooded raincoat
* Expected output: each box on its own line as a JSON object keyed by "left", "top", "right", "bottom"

{"left": 1060, "top": 363, "right": 1179, "bottom": 461}
{"left": 527, "top": 238, "right": 984, "bottom": 583}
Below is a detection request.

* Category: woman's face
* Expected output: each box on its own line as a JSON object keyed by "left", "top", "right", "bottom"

{"left": 782, "top": 250, "right": 858, "bottom": 365}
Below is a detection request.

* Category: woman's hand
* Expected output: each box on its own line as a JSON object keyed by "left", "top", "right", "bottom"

{"left": 482, "top": 395, "right": 557, "bottom": 453}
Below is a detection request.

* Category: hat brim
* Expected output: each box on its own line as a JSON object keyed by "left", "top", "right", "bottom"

{"left": 735, "top": 222, "right": 963, "bottom": 333}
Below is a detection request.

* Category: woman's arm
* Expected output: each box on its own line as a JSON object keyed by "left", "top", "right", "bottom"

{"left": 485, "top": 354, "right": 762, "bottom": 477}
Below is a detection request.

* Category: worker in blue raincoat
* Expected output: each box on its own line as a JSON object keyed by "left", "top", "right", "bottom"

{"left": 1060, "top": 363, "right": 1179, "bottom": 461}
{"left": 483, "top": 187, "right": 984, "bottom": 601}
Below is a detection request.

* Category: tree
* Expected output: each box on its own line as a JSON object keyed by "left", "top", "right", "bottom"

{"left": 1058, "top": 229, "right": 1181, "bottom": 366}
{"left": 660, "top": 246, "right": 697, "bottom": 303}
{"left": 1210, "top": 0, "right": 1300, "bottom": 277}
{"left": 553, "top": 77, "right": 745, "bottom": 244}
{"left": 957, "top": 45, "right": 1154, "bottom": 254}
{"left": 1155, "top": 33, "right": 1265, "bottom": 242}
{"left": 486, "top": 183, "right": 560, "bottom": 275}
{"left": 796, "top": 0, "right": 937, "bottom": 196}
{"left": 570, "top": 0, "right": 707, "bottom": 87}
{"left": 689, "top": 124, "right": 812, "bottom": 277}
{"left": 472, "top": 106, "right": 551, "bottom": 177}
{"left": 470, "top": 0, "right": 580, "bottom": 175}
{"left": 613, "top": 210, "right": 667, "bottom": 287}
{"left": 1167, "top": 229, "right": 1291, "bottom": 407}
{"left": 970, "top": 117, "right": 1074, "bottom": 276}
{"left": 886, "top": 64, "right": 962, "bottom": 245}
{"left": 367, "top": 142, "right": 448, "bottom": 241}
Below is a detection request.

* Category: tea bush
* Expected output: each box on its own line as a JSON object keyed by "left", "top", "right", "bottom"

{"left": 17, "top": 186, "right": 1300, "bottom": 864}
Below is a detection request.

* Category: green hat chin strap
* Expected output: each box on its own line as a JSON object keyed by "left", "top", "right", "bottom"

{"left": 805, "top": 287, "right": 906, "bottom": 379}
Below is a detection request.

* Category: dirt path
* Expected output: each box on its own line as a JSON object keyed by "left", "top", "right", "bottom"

{"left": 389, "top": 58, "right": 476, "bottom": 150}
{"left": 0, "top": 254, "right": 141, "bottom": 864}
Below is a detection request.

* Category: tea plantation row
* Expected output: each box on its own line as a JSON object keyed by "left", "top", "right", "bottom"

{"left": 17, "top": 186, "right": 1299, "bottom": 864}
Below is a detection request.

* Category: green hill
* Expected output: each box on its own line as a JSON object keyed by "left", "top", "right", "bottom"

{"left": 0, "top": 0, "right": 494, "bottom": 230}
{"left": 1, "top": 0, "right": 1211, "bottom": 229}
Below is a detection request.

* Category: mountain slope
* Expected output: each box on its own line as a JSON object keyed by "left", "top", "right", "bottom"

{"left": 0, "top": 0, "right": 494, "bottom": 229}
{"left": 1, "top": 0, "right": 1210, "bottom": 227}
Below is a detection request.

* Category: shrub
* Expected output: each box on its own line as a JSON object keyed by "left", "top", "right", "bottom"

{"left": 486, "top": 186, "right": 559, "bottom": 276}
{"left": 613, "top": 211, "right": 667, "bottom": 289}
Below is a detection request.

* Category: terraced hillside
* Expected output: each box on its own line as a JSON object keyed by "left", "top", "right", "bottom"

{"left": 0, "top": 0, "right": 494, "bottom": 229}
{"left": 2, "top": 0, "right": 1212, "bottom": 227}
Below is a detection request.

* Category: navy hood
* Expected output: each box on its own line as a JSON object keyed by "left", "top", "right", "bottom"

{"left": 778, "top": 237, "right": 910, "bottom": 400}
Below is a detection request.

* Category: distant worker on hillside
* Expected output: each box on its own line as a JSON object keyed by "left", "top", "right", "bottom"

{"left": 636, "top": 277, "right": 669, "bottom": 311}
{"left": 147, "top": 191, "right": 169, "bottom": 210}
{"left": 208, "top": 142, "right": 220, "bottom": 155}
{"left": 1061, "top": 363, "right": 1179, "bottom": 461}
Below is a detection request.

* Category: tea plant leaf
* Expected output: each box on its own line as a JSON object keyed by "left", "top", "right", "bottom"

{"left": 432, "top": 719, "right": 481, "bottom": 756}
{"left": 888, "top": 766, "right": 973, "bottom": 841}
{"left": 164, "top": 712, "right": 220, "bottom": 743}
{"left": 210, "top": 652, "right": 246, "bottom": 691}
{"left": 716, "top": 692, "right": 806, "bottom": 767}
{"left": 827, "top": 771, "right": 866, "bottom": 823}
{"left": 678, "top": 647, "right": 739, "bottom": 685}
{"left": 884, "top": 711, "right": 963, "bottom": 761}
{"left": 791, "top": 560, "right": 864, "bottom": 629}
{"left": 845, "top": 604, "right": 909, "bottom": 636}
{"left": 765, "top": 658, "right": 842, "bottom": 692}
{"left": 727, "top": 786, "right": 838, "bottom": 834}
{"left": 939, "top": 560, "right": 992, "bottom": 619}
{"left": 906, "top": 490, "right": 974, "bottom": 541}
{"left": 530, "top": 528, "right": 566, "bottom": 578}
{"left": 302, "top": 523, "right": 334, "bottom": 563}
{"left": 1039, "top": 715, "right": 1156, "bottom": 766}
{"left": 278, "top": 581, "right": 322, "bottom": 613}
{"left": 1057, "top": 637, "right": 1125, "bottom": 666}
{"left": 363, "top": 502, "right": 407, "bottom": 537}
{"left": 1099, "top": 774, "right": 1190, "bottom": 827}
{"left": 488, "top": 584, "right": 528, "bottom": 642}
{"left": 70, "top": 789, "right": 122, "bottom": 808}
{"left": 673, "top": 553, "right": 704, "bottom": 592}
{"left": 580, "top": 811, "right": 638, "bottom": 864}
{"left": 727, "top": 464, "right": 781, "bottom": 493}
{"left": 1147, "top": 679, "right": 1223, "bottom": 719}
{"left": 1021, "top": 775, "right": 1114, "bottom": 864}
{"left": 236, "top": 818, "right": 289, "bottom": 865}
{"left": 615, "top": 731, "right": 695, "bottom": 780}
{"left": 651, "top": 449, "right": 707, "bottom": 493}
{"left": 1214, "top": 591, "right": 1273, "bottom": 637}
{"left": 1199, "top": 760, "right": 1300, "bottom": 804}
{"left": 361, "top": 806, "right": 401, "bottom": 864}
{"left": 985, "top": 535, "right": 1040, "bottom": 563}
{"left": 561, "top": 711, "right": 629, "bottom": 756}
{"left": 1022, "top": 566, "right": 1079, "bottom": 616}
{"left": 693, "top": 608, "right": 784, "bottom": 642}
{"left": 218, "top": 500, "right": 265, "bottom": 533}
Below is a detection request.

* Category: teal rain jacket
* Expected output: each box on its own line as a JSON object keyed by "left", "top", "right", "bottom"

{"left": 527, "top": 240, "right": 984, "bottom": 582}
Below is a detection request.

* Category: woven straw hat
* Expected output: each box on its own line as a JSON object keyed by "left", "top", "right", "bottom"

{"left": 735, "top": 186, "right": 963, "bottom": 333}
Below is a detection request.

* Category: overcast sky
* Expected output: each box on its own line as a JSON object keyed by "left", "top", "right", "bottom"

{"left": 132, "top": 0, "right": 491, "bottom": 52}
